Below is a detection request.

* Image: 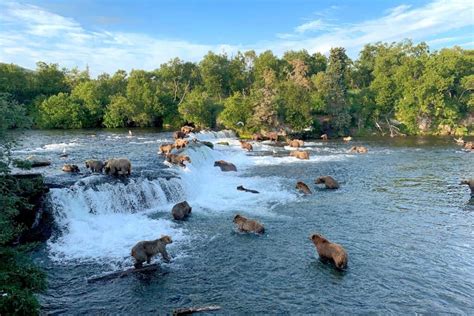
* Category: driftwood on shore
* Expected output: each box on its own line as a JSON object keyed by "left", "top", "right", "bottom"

{"left": 173, "top": 305, "right": 222, "bottom": 315}
{"left": 87, "top": 264, "right": 160, "bottom": 283}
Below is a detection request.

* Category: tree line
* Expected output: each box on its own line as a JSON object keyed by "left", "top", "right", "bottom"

{"left": 0, "top": 40, "right": 472, "bottom": 136}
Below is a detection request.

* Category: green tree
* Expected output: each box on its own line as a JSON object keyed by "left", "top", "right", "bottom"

{"left": 325, "top": 47, "right": 351, "bottom": 133}
{"left": 103, "top": 95, "right": 133, "bottom": 128}
{"left": 37, "top": 93, "right": 86, "bottom": 129}
{"left": 126, "top": 70, "right": 163, "bottom": 127}
{"left": 249, "top": 69, "right": 280, "bottom": 130}
{"left": 178, "top": 89, "right": 219, "bottom": 128}
{"left": 71, "top": 80, "right": 106, "bottom": 127}
{"left": 33, "top": 62, "right": 70, "bottom": 97}
{"left": 218, "top": 92, "right": 252, "bottom": 131}
{"left": 0, "top": 64, "right": 35, "bottom": 104}
{"left": 199, "top": 52, "right": 231, "bottom": 100}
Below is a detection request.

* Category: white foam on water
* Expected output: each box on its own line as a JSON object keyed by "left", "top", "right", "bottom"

{"left": 48, "top": 212, "right": 186, "bottom": 265}
{"left": 14, "top": 142, "right": 81, "bottom": 154}
{"left": 47, "top": 178, "right": 187, "bottom": 263}
{"left": 174, "top": 141, "right": 297, "bottom": 216}
{"left": 45, "top": 130, "right": 320, "bottom": 264}
{"left": 251, "top": 153, "right": 354, "bottom": 166}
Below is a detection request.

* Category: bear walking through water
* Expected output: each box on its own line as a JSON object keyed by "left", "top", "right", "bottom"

{"left": 310, "top": 234, "right": 348, "bottom": 270}
{"left": 131, "top": 236, "right": 173, "bottom": 269}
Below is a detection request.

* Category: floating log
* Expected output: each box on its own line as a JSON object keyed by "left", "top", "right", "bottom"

{"left": 236, "top": 185, "right": 259, "bottom": 194}
{"left": 173, "top": 305, "right": 222, "bottom": 315}
{"left": 87, "top": 264, "right": 160, "bottom": 283}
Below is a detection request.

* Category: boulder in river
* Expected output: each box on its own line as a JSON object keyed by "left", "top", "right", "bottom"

{"left": 26, "top": 155, "right": 51, "bottom": 167}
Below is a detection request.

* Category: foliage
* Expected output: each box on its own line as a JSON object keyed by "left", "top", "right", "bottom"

{"left": 0, "top": 175, "right": 47, "bottom": 315}
{"left": 218, "top": 92, "right": 252, "bottom": 131}
{"left": 324, "top": 47, "right": 351, "bottom": 134}
{"left": 0, "top": 43, "right": 472, "bottom": 135}
{"left": 103, "top": 95, "right": 132, "bottom": 128}
{"left": 0, "top": 104, "right": 46, "bottom": 314}
{"left": 178, "top": 89, "right": 220, "bottom": 128}
{"left": 37, "top": 93, "right": 86, "bottom": 129}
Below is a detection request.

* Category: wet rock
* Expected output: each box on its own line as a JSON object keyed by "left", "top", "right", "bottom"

{"left": 26, "top": 155, "right": 51, "bottom": 167}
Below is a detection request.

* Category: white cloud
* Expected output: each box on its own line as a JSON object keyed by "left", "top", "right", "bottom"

{"left": 294, "top": 19, "right": 329, "bottom": 33}
{"left": 0, "top": 0, "right": 472, "bottom": 76}
{"left": 264, "top": 0, "right": 473, "bottom": 57}
{"left": 0, "top": 1, "right": 242, "bottom": 75}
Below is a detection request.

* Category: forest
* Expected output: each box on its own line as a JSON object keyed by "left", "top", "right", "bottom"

{"left": 1, "top": 40, "right": 473, "bottom": 136}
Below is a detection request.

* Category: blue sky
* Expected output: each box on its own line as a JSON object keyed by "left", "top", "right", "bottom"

{"left": 0, "top": 0, "right": 472, "bottom": 76}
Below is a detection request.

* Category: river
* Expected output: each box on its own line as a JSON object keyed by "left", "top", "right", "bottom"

{"left": 10, "top": 129, "right": 474, "bottom": 314}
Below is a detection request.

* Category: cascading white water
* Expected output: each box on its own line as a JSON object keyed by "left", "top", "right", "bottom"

{"left": 46, "top": 130, "right": 298, "bottom": 265}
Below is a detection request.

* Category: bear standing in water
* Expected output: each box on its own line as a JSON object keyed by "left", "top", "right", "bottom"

{"left": 296, "top": 181, "right": 312, "bottom": 194}
{"left": 85, "top": 159, "right": 104, "bottom": 173}
{"left": 172, "top": 201, "right": 192, "bottom": 220}
{"left": 131, "top": 235, "right": 173, "bottom": 268}
{"left": 104, "top": 158, "right": 131, "bottom": 176}
{"left": 315, "top": 176, "right": 340, "bottom": 189}
{"left": 310, "top": 234, "right": 348, "bottom": 270}
{"left": 233, "top": 214, "right": 265, "bottom": 234}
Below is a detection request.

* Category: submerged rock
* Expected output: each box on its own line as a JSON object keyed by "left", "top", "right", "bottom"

{"left": 26, "top": 155, "right": 51, "bottom": 167}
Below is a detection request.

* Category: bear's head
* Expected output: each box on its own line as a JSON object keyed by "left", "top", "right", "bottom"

{"left": 85, "top": 161, "right": 90, "bottom": 168}
{"left": 315, "top": 177, "right": 325, "bottom": 184}
{"left": 159, "top": 235, "right": 173, "bottom": 244}
{"left": 181, "top": 156, "right": 191, "bottom": 163}
{"left": 310, "top": 234, "right": 328, "bottom": 244}
{"left": 214, "top": 160, "right": 223, "bottom": 167}
{"left": 296, "top": 181, "right": 306, "bottom": 189}
{"left": 233, "top": 214, "right": 245, "bottom": 223}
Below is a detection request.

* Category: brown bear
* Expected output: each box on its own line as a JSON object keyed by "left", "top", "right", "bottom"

{"left": 296, "top": 181, "right": 312, "bottom": 194}
{"left": 172, "top": 201, "right": 192, "bottom": 220}
{"left": 310, "top": 233, "right": 348, "bottom": 270}
{"left": 131, "top": 235, "right": 172, "bottom": 269}
{"left": 464, "top": 142, "right": 474, "bottom": 151}
{"left": 159, "top": 143, "right": 175, "bottom": 155}
{"left": 288, "top": 139, "right": 304, "bottom": 148}
{"left": 104, "top": 158, "right": 131, "bottom": 176}
{"left": 321, "top": 134, "right": 328, "bottom": 141}
{"left": 233, "top": 214, "right": 265, "bottom": 234}
{"left": 214, "top": 160, "right": 237, "bottom": 172}
{"left": 460, "top": 179, "right": 474, "bottom": 196}
{"left": 290, "top": 150, "right": 310, "bottom": 160}
{"left": 85, "top": 159, "right": 104, "bottom": 173}
{"left": 240, "top": 140, "right": 253, "bottom": 151}
{"left": 173, "top": 131, "right": 187, "bottom": 140}
{"left": 175, "top": 138, "right": 189, "bottom": 149}
{"left": 62, "top": 164, "right": 80, "bottom": 173}
{"left": 315, "top": 176, "right": 340, "bottom": 189}
{"left": 252, "top": 133, "right": 264, "bottom": 141}
{"left": 181, "top": 125, "right": 194, "bottom": 134}
{"left": 349, "top": 146, "right": 368, "bottom": 154}
{"left": 266, "top": 131, "right": 278, "bottom": 142}
{"left": 166, "top": 154, "right": 191, "bottom": 167}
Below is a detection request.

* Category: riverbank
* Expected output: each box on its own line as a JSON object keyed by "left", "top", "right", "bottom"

{"left": 0, "top": 173, "right": 49, "bottom": 315}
